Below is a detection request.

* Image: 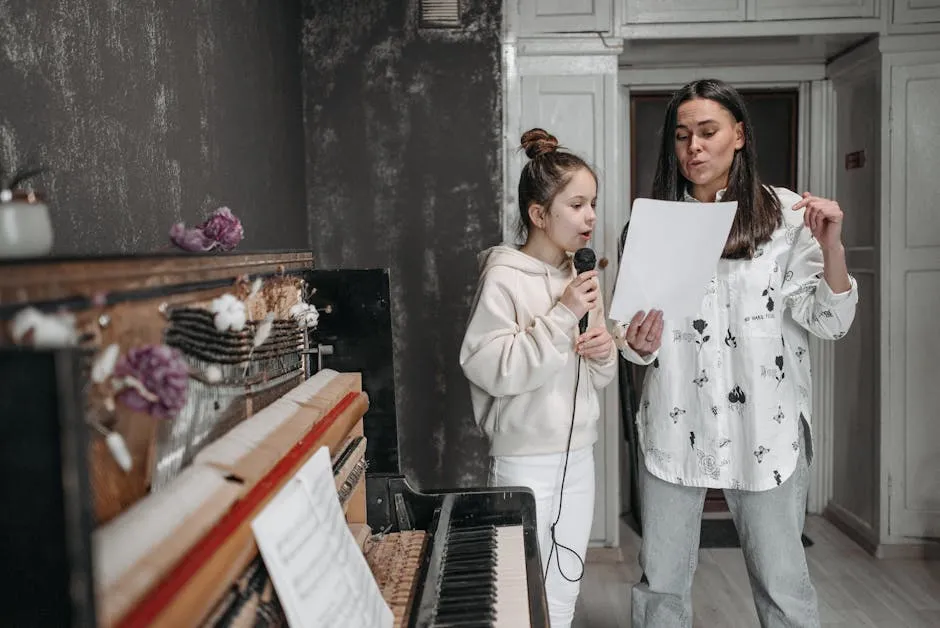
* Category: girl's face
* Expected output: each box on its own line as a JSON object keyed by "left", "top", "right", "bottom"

{"left": 536, "top": 167, "right": 597, "bottom": 253}
{"left": 675, "top": 97, "right": 744, "bottom": 194}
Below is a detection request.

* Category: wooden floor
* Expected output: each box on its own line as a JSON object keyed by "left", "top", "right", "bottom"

{"left": 572, "top": 516, "right": 940, "bottom": 627}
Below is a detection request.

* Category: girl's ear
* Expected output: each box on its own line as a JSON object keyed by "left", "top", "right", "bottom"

{"left": 528, "top": 203, "right": 546, "bottom": 229}
{"left": 733, "top": 121, "right": 745, "bottom": 150}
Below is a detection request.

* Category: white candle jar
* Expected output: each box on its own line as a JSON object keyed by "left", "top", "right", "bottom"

{"left": 0, "top": 190, "right": 53, "bottom": 258}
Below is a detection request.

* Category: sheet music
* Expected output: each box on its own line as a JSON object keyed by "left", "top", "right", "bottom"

{"left": 251, "top": 446, "right": 392, "bottom": 628}
{"left": 609, "top": 198, "right": 738, "bottom": 322}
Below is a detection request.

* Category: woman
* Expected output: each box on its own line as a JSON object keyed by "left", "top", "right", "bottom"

{"left": 617, "top": 79, "right": 858, "bottom": 627}
{"left": 460, "top": 128, "right": 617, "bottom": 628}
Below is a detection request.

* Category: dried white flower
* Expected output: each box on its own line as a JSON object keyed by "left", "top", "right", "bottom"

{"left": 204, "top": 364, "right": 223, "bottom": 383}
{"left": 209, "top": 293, "right": 247, "bottom": 332}
{"left": 10, "top": 307, "right": 79, "bottom": 347}
{"left": 289, "top": 302, "right": 319, "bottom": 329}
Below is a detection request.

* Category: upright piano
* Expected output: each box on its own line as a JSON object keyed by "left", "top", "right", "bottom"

{"left": 0, "top": 251, "right": 549, "bottom": 627}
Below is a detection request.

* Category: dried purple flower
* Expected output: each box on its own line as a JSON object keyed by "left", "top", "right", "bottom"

{"left": 113, "top": 344, "right": 189, "bottom": 419}
{"left": 169, "top": 222, "right": 216, "bottom": 252}
{"left": 200, "top": 206, "right": 243, "bottom": 250}
{"left": 169, "top": 206, "right": 244, "bottom": 252}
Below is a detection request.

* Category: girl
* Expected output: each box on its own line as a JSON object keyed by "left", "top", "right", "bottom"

{"left": 459, "top": 128, "right": 618, "bottom": 628}
{"left": 618, "top": 79, "right": 858, "bottom": 627}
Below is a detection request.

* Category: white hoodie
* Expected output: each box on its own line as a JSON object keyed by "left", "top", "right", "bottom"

{"left": 459, "top": 244, "right": 618, "bottom": 456}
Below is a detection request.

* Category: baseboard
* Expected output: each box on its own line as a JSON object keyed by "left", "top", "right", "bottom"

{"left": 873, "top": 542, "right": 940, "bottom": 560}
{"left": 825, "top": 503, "right": 940, "bottom": 560}
{"left": 824, "top": 502, "right": 879, "bottom": 555}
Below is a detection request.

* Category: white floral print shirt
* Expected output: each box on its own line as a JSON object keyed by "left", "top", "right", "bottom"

{"left": 617, "top": 187, "right": 858, "bottom": 491}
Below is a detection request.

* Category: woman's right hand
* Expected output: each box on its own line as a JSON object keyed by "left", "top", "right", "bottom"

{"left": 624, "top": 310, "right": 664, "bottom": 356}
{"left": 560, "top": 270, "right": 599, "bottom": 319}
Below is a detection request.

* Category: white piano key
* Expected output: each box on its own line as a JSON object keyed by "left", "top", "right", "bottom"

{"left": 493, "top": 525, "right": 531, "bottom": 628}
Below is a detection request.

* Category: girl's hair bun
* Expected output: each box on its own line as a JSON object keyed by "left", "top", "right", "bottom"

{"left": 520, "top": 128, "right": 558, "bottom": 159}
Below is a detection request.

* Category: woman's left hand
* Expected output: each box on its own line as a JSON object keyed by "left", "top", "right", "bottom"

{"left": 792, "top": 192, "right": 843, "bottom": 251}
{"left": 577, "top": 326, "right": 614, "bottom": 361}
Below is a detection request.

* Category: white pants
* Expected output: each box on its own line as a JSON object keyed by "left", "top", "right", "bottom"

{"left": 489, "top": 445, "right": 595, "bottom": 628}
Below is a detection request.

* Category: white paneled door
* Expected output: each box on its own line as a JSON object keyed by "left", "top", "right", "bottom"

{"left": 518, "top": 72, "right": 620, "bottom": 545}
{"left": 885, "top": 57, "right": 940, "bottom": 540}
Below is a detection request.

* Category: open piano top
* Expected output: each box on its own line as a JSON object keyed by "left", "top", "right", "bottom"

{"left": 0, "top": 251, "right": 549, "bottom": 627}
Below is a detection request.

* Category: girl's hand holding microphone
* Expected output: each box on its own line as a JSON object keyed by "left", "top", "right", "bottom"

{"left": 560, "top": 270, "right": 614, "bottom": 360}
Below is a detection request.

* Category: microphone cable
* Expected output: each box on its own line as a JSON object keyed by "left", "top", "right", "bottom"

{"left": 543, "top": 352, "right": 587, "bottom": 585}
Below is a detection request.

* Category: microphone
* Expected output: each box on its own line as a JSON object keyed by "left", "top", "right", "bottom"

{"left": 573, "top": 248, "right": 596, "bottom": 334}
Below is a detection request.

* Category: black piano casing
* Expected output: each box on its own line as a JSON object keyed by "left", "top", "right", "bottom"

{"left": 0, "top": 348, "right": 97, "bottom": 627}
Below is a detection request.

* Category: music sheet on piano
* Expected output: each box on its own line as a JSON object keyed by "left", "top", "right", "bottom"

{"left": 251, "top": 446, "right": 393, "bottom": 628}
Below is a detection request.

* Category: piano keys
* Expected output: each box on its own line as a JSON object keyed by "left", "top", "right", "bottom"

{"left": 415, "top": 520, "right": 532, "bottom": 627}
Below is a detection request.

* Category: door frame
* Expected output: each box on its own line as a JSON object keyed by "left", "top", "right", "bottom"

{"left": 616, "top": 64, "right": 837, "bottom": 515}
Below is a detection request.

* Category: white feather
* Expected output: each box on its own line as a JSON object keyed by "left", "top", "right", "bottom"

{"left": 106, "top": 432, "right": 133, "bottom": 472}
{"left": 92, "top": 343, "right": 120, "bottom": 383}
{"left": 253, "top": 313, "right": 275, "bottom": 348}
{"left": 249, "top": 277, "right": 263, "bottom": 299}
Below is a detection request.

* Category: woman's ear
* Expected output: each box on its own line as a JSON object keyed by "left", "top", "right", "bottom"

{"left": 528, "top": 203, "right": 546, "bottom": 229}
{"left": 733, "top": 121, "right": 745, "bottom": 150}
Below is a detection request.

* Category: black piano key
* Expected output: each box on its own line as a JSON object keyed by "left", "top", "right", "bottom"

{"left": 447, "top": 533, "right": 495, "bottom": 543}
{"left": 436, "top": 598, "right": 497, "bottom": 613}
{"left": 447, "top": 544, "right": 494, "bottom": 553}
{"left": 440, "top": 573, "right": 496, "bottom": 585}
{"left": 442, "top": 558, "right": 495, "bottom": 568}
{"left": 440, "top": 578, "right": 496, "bottom": 598}
{"left": 435, "top": 608, "right": 497, "bottom": 621}
{"left": 444, "top": 558, "right": 496, "bottom": 573}
{"left": 434, "top": 593, "right": 497, "bottom": 605}
{"left": 444, "top": 544, "right": 495, "bottom": 557}
{"left": 442, "top": 569, "right": 497, "bottom": 581}
{"left": 449, "top": 525, "right": 496, "bottom": 534}
{"left": 439, "top": 581, "right": 496, "bottom": 593}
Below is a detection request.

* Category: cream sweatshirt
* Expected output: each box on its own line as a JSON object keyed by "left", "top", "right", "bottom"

{"left": 459, "top": 245, "right": 618, "bottom": 456}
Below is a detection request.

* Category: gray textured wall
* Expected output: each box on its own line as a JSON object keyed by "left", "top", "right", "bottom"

{"left": 0, "top": 0, "right": 307, "bottom": 255}
{"left": 302, "top": 0, "right": 502, "bottom": 488}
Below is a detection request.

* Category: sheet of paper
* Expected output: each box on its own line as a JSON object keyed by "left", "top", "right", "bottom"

{"left": 609, "top": 198, "right": 737, "bottom": 322}
{"left": 251, "top": 446, "right": 392, "bottom": 628}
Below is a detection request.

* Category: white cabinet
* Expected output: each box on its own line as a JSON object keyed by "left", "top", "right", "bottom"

{"left": 625, "top": 0, "right": 746, "bottom": 23}
{"left": 749, "top": 0, "right": 877, "bottom": 20}
{"left": 623, "top": 0, "right": 877, "bottom": 24}
{"left": 893, "top": 0, "right": 940, "bottom": 24}
{"left": 516, "top": 0, "right": 613, "bottom": 34}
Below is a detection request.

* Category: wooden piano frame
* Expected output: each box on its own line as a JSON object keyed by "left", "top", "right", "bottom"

{"left": 0, "top": 251, "right": 549, "bottom": 627}
{"left": 118, "top": 379, "right": 371, "bottom": 626}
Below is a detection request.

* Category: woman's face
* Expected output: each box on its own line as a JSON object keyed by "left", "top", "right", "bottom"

{"left": 674, "top": 97, "right": 744, "bottom": 194}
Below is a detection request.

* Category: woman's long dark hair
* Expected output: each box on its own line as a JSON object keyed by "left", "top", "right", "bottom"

{"left": 651, "top": 79, "right": 781, "bottom": 259}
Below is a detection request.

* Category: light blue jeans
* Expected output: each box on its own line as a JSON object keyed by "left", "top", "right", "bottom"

{"left": 632, "top": 421, "right": 820, "bottom": 627}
